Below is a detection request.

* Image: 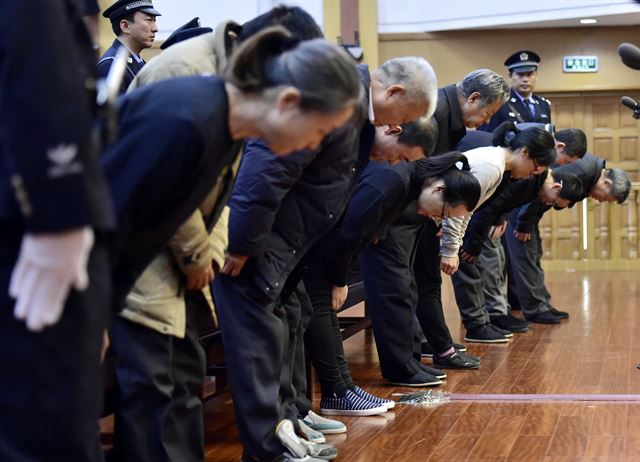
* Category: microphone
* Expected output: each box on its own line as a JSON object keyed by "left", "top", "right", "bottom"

{"left": 621, "top": 96, "right": 640, "bottom": 120}
{"left": 618, "top": 43, "right": 640, "bottom": 70}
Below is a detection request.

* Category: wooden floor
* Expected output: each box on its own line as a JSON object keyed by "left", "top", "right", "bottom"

{"left": 203, "top": 270, "right": 640, "bottom": 461}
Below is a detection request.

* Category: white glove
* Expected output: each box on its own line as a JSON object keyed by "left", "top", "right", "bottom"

{"left": 8, "top": 228, "right": 94, "bottom": 332}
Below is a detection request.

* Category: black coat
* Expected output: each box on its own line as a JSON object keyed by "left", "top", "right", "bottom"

{"left": 513, "top": 153, "right": 605, "bottom": 233}
{"left": 101, "top": 76, "right": 242, "bottom": 303}
{"left": 479, "top": 89, "right": 552, "bottom": 132}
{"left": 322, "top": 160, "right": 422, "bottom": 287}
{"left": 463, "top": 172, "right": 548, "bottom": 257}
{"left": 433, "top": 85, "right": 467, "bottom": 155}
{"left": 97, "top": 39, "right": 146, "bottom": 95}
{"left": 226, "top": 67, "right": 373, "bottom": 301}
{"left": 0, "top": 0, "right": 114, "bottom": 234}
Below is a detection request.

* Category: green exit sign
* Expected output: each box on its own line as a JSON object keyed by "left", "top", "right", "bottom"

{"left": 563, "top": 56, "right": 598, "bottom": 73}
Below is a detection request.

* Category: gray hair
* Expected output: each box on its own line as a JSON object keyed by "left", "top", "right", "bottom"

{"left": 605, "top": 168, "right": 631, "bottom": 203}
{"left": 373, "top": 57, "right": 438, "bottom": 118}
{"left": 456, "top": 68, "right": 509, "bottom": 107}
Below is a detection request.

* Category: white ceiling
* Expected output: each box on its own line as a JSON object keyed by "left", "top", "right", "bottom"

{"left": 378, "top": 0, "right": 640, "bottom": 33}
{"left": 472, "top": 12, "right": 640, "bottom": 30}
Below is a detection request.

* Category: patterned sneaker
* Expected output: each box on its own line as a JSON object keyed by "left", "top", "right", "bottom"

{"left": 302, "top": 411, "right": 347, "bottom": 434}
{"left": 320, "top": 389, "right": 388, "bottom": 416}
{"left": 298, "top": 419, "right": 326, "bottom": 444}
{"left": 350, "top": 385, "right": 395, "bottom": 410}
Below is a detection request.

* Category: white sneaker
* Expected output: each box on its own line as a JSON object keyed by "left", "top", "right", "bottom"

{"left": 275, "top": 419, "right": 307, "bottom": 459}
{"left": 302, "top": 411, "right": 347, "bottom": 434}
{"left": 298, "top": 419, "right": 326, "bottom": 443}
{"left": 299, "top": 439, "right": 338, "bottom": 460}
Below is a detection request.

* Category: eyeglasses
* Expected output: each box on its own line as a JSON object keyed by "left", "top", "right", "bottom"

{"left": 439, "top": 200, "right": 447, "bottom": 220}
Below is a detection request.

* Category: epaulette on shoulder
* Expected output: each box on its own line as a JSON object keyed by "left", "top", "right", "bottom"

{"left": 97, "top": 56, "right": 115, "bottom": 67}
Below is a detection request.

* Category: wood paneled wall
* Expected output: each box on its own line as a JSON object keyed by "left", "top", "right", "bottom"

{"left": 379, "top": 26, "right": 640, "bottom": 93}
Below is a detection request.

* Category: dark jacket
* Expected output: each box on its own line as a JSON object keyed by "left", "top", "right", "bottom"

{"left": 463, "top": 172, "right": 548, "bottom": 256}
{"left": 97, "top": 39, "right": 146, "bottom": 94}
{"left": 0, "top": 0, "right": 114, "bottom": 234}
{"left": 433, "top": 85, "right": 467, "bottom": 155}
{"left": 514, "top": 153, "right": 605, "bottom": 233}
{"left": 101, "top": 76, "right": 242, "bottom": 303}
{"left": 226, "top": 66, "right": 373, "bottom": 301}
{"left": 478, "top": 88, "right": 552, "bottom": 132}
{"left": 322, "top": 160, "right": 422, "bottom": 287}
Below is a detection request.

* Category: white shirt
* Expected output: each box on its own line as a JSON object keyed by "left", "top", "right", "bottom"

{"left": 440, "top": 146, "right": 507, "bottom": 257}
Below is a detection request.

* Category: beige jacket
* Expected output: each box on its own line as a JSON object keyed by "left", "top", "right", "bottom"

{"left": 120, "top": 20, "right": 241, "bottom": 338}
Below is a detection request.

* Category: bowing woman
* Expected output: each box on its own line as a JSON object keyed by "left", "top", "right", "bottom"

{"left": 101, "top": 26, "right": 363, "bottom": 306}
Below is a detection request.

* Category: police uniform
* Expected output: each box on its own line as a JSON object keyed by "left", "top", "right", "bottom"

{"left": 476, "top": 51, "right": 552, "bottom": 315}
{"left": 97, "top": 0, "right": 161, "bottom": 94}
{"left": 0, "top": 1, "right": 114, "bottom": 460}
{"left": 479, "top": 51, "right": 552, "bottom": 132}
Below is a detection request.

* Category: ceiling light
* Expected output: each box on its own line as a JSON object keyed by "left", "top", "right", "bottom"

{"left": 580, "top": 18, "right": 598, "bottom": 24}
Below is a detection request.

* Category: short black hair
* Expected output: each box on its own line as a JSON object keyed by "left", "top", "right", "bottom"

{"left": 398, "top": 118, "right": 438, "bottom": 158}
{"left": 555, "top": 128, "right": 587, "bottom": 158}
{"left": 238, "top": 5, "right": 323, "bottom": 43}
{"left": 111, "top": 12, "right": 135, "bottom": 36}
{"left": 551, "top": 170, "right": 583, "bottom": 203}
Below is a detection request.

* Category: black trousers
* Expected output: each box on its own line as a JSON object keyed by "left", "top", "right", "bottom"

{"left": 359, "top": 214, "right": 424, "bottom": 379}
{"left": 280, "top": 281, "right": 313, "bottom": 423}
{"left": 110, "top": 293, "right": 208, "bottom": 462}
{"left": 0, "top": 230, "right": 110, "bottom": 462}
{"left": 300, "top": 260, "right": 354, "bottom": 402}
{"left": 414, "top": 221, "right": 455, "bottom": 353}
{"left": 213, "top": 272, "right": 289, "bottom": 461}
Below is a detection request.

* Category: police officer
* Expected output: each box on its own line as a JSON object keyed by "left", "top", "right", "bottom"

{"left": 476, "top": 51, "right": 552, "bottom": 316}
{"left": 1, "top": 1, "right": 115, "bottom": 460}
{"left": 479, "top": 50, "right": 552, "bottom": 132}
{"left": 98, "top": 0, "right": 161, "bottom": 94}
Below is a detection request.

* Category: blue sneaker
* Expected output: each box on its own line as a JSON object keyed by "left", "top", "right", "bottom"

{"left": 349, "top": 385, "right": 395, "bottom": 410}
{"left": 320, "top": 389, "right": 388, "bottom": 416}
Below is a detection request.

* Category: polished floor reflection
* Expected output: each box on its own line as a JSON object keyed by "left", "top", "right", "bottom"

{"left": 204, "top": 270, "right": 640, "bottom": 461}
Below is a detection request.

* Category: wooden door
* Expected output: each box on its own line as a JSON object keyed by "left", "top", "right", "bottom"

{"left": 540, "top": 91, "right": 640, "bottom": 270}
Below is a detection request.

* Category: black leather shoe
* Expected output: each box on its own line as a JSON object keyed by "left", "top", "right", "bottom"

{"left": 488, "top": 324, "right": 514, "bottom": 338}
{"left": 388, "top": 370, "right": 442, "bottom": 387}
{"left": 433, "top": 351, "right": 480, "bottom": 370}
{"left": 421, "top": 341, "right": 467, "bottom": 358}
{"left": 490, "top": 314, "right": 530, "bottom": 333}
{"left": 549, "top": 306, "right": 569, "bottom": 319}
{"left": 526, "top": 311, "right": 561, "bottom": 324}
{"left": 419, "top": 364, "right": 446, "bottom": 379}
{"left": 464, "top": 324, "right": 509, "bottom": 343}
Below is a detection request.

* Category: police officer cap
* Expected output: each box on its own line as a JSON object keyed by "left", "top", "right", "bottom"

{"left": 160, "top": 17, "right": 213, "bottom": 50}
{"left": 504, "top": 50, "right": 540, "bottom": 73}
{"left": 103, "top": 0, "right": 162, "bottom": 21}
